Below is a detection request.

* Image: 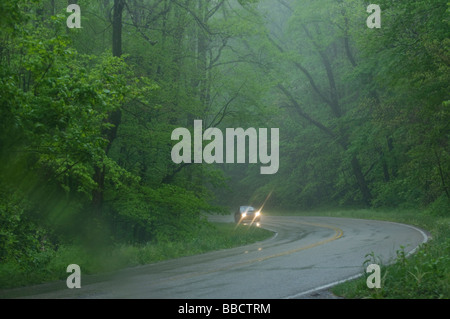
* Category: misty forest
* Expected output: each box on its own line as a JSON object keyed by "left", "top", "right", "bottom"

{"left": 0, "top": 0, "right": 448, "bottom": 293}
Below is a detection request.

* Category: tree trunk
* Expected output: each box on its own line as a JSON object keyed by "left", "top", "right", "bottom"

{"left": 351, "top": 156, "right": 372, "bottom": 205}
{"left": 112, "top": 0, "right": 125, "bottom": 58}
{"left": 92, "top": 0, "right": 125, "bottom": 216}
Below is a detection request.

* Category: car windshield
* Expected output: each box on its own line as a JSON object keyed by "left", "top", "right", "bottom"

{"left": 240, "top": 206, "right": 255, "bottom": 213}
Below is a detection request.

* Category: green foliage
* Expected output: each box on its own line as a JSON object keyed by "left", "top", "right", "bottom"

{"left": 356, "top": 0, "right": 450, "bottom": 207}
{"left": 0, "top": 0, "right": 231, "bottom": 265}
{"left": 425, "top": 195, "right": 450, "bottom": 217}
{"left": 217, "top": 0, "right": 449, "bottom": 210}
{"left": 0, "top": 184, "right": 42, "bottom": 265}
{"left": 0, "top": 0, "right": 37, "bottom": 30}
{"left": 112, "top": 183, "right": 215, "bottom": 243}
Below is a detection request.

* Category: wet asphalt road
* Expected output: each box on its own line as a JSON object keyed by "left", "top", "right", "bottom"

{"left": 1, "top": 215, "right": 428, "bottom": 299}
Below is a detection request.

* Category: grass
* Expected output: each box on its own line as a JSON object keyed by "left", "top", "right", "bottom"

{"left": 264, "top": 207, "right": 450, "bottom": 299}
{"left": 0, "top": 222, "right": 273, "bottom": 290}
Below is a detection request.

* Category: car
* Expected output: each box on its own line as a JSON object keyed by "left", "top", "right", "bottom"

{"left": 234, "top": 206, "right": 261, "bottom": 224}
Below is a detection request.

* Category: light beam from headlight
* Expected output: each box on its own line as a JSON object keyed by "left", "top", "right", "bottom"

{"left": 256, "top": 189, "right": 273, "bottom": 217}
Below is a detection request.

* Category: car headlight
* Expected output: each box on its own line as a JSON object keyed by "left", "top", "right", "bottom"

{"left": 255, "top": 211, "right": 261, "bottom": 217}
{"left": 242, "top": 213, "right": 247, "bottom": 218}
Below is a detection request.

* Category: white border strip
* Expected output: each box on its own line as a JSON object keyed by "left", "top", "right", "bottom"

{"left": 284, "top": 274, "right": 364, "bottom": 299}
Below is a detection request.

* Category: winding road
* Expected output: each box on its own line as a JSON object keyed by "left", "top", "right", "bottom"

{"left": 1, "top": 215, "right": 428, "bottom": 299}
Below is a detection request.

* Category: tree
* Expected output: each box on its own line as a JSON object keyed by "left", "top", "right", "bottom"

{"left": 92, "top": 0, "right": 127, "bottom": 215}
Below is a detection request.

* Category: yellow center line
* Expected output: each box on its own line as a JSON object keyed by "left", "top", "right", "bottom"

{"left": 254, "top": 221, "right": 344, "bottom": 262}
{"left": 143, "top": 221, "right": 344, "bottom": 286}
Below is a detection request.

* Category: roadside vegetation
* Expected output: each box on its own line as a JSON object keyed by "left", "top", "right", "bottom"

{"left": 0, "top": 222, "right": 273, "bottom": 289}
